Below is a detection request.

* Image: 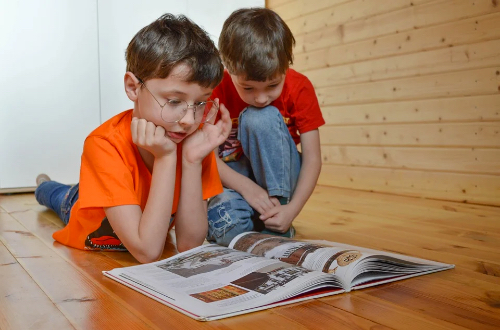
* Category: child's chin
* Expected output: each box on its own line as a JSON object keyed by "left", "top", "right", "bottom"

{"left": 250, "top": 103, "right": 270, "bottom": 108}
{"left": 169, "top": 137, "right": 185, "bottom": 144}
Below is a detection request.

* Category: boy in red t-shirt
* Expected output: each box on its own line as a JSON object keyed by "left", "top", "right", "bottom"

{"left": 35, "top": 14, "right": 231, "bottom": 263}
{"left": 207, "top": 8, "right": 325, "bottom": 246}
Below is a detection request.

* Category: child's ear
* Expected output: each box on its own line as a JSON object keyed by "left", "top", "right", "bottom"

{"left": 124, "top": 72, "right": 141, "bottom": 101}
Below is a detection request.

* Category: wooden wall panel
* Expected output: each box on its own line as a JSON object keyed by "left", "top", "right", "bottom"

{"left": 321, "top": 146, "right": 500, "bottom": 174}
{"left": 316, "top": 67, "right": 500, "bottom": 106}
{"left": 319, "top": 164, "right": 500, "bottom": 205}
{"left": 319, "top": 122, "right": 500, "bottom": 147}
{"left": 285, "top": 0, "right": 433, "bottom": 37}
{"left": 306, "top": 39, "right": 500, "bottom": 88}
{"left": 272, "top": 0, "right": 351, "bottom": 21}
{"left": 341, "top": 0, "right": 500, "bottom": 44}
{"left": 294, "top": 12, "right": 500, "bottom": 70}
{"left": 321, "top": 95, "right": 500, "bottom": 125}
{"left": 293, "top": 1, "right": 500, "bottom": 54}
{"left": 267, "top": 0, "right": 500, "bottom": 205}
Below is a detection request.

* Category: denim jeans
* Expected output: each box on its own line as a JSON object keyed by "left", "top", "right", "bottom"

{"left": 35, "top": 181, "right": 79, "bottom": 225}
{"left": 207, "top": 105, "right": 301, "bottom": 246}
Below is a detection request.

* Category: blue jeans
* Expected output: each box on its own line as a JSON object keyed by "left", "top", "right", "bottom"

{"left": 35, "top": 181, "right": 79, "bottom": 225}
{"left": 207, "top": 105, "right": 301, "bottom": 246}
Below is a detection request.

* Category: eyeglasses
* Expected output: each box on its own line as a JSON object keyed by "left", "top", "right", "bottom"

{"left": 138, "top": 78, "right": 218, "bottom": 124}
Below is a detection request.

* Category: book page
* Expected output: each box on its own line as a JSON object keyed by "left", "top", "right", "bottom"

{"left": 228, "top": 232, "right": 453, "bottom": 289}
{"left": 103, "top": 244, "right": 342, "bottom": 320}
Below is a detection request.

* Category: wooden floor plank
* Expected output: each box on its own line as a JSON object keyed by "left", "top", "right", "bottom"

{"left": 362, "top": 281, "right": 500, "bottom": 330}
{"left": 273, "top": 300, "right": 394, "bottom": 329}
{"left": 1, "top": 186, "right": 498, "bottom": 329}
{"left": 0, "top": 212, "right": 163, "bottom": 330}
{"left": 2, "top": 198, "right": 313, "bottom": 329}
{"left": 320, "top": 293, "right": 470, "bottom": 330}
{"left": 0, "top": 242, "right": 75, "bottom": 330}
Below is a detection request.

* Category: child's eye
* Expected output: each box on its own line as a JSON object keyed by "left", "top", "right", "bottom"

{"left": 167, "top": 99, "right": 182, "bottom": 105}
{"left": 268, "top": 84, "right": 279, "bottom": 88}
{"left": 193, "top": 101, "right": 206, "bottom": 106}
{"left": 243, "top": 87, "right": 253, "bottom": 91}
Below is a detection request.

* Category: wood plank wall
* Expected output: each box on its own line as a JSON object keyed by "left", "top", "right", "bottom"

{"left": 267, "top": 0, "right": 500, "bottom": 206}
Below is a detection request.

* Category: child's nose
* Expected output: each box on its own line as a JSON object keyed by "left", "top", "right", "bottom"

{"left": 254, "top": 93, "right": 268, "bottom": 104}
{"left": 179, "top": 108, "right": 196, "bottom": 126}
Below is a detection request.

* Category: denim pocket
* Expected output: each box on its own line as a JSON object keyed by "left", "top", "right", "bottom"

{"left": 207, "top": 201, "right": 237, "bottom": 239}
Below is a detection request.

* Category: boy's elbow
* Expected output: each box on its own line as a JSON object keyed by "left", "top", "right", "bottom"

{"left": 176, "top": 240, "right": 203, "bottom": 253}
{"left": 133, "top": 249, "right": 162, "bottom": 264}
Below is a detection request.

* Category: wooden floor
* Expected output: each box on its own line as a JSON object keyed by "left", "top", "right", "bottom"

{"left": 1, "top": 186, "right": 499, "bottom": 330}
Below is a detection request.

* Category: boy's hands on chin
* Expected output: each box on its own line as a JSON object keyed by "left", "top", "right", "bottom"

{"left": 131, "top": 117, "right": 177, "bottom": 158}
{"left": 183, "top": 100, "right": 231, "bottom": 164}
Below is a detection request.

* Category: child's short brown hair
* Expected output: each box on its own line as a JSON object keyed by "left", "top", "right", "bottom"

{"left": 218, "top": 8, "right": 295, "bottom": 81}
{"left": 126, "top": 13, "right": 223, "bottom": 88}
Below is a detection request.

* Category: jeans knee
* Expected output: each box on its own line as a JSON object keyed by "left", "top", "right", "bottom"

{"left": 240, "top": 105, "right": 282, "bottom": 132}
{"left": 206, "top": 191, "right": 254, "bottom": 246}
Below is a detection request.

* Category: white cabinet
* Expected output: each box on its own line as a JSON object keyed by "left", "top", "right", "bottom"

{"left": 0, "top": 0, "right": 264, "bottom": 191}
{"left": 0, "top": 0, "right": 101, "bottom": 190}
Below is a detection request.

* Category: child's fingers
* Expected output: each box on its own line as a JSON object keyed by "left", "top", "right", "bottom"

{"left": 270, "top": 197, "right": 281, "bottom": 207}
{"left": 216, "top": 103, "right": 232, "bottom": 136}
{"left": 207, "top": 98, "right": 220, "bottom": 125}
{"left": 154, "top": 125, "right": 166, "bottom": 140}
{"left": 259, "top": 206, "right": 280, "bottom": 221}
{"left": 130, "top": 117, "right": 138, "bottom": 142}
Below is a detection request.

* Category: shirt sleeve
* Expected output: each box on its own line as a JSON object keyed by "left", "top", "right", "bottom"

{"left": 292, "top": 76, "right": 325, "bottom": 134}
{"left": 79, "top": 136, "right": 139, "bottom": 209}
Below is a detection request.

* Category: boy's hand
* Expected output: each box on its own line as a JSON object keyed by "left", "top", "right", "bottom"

{"left": 183, "top": 100, "right": 231, "bottom": 164}
{"left": 240, "top": 182, "right": 279, "bottom": 215}
{"left": 259, "top": 203, "right": 299, "bottom": 233}
{"left": 131, "top": 117, "right": 177, "bottom": 158}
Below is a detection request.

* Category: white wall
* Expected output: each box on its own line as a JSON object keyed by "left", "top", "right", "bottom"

{"left": 98, "top": 0, "right": 265, "bottom": 122}
{"left": 0, "top": 0, "right": 264, "bottom": 190}
{"left": 0, "top": 0, "right": 101, "bottom": 189}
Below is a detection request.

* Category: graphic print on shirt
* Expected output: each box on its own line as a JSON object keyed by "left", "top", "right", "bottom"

{"left": 85, "top": 217, "right": 127, "bottom": 251}
{"left": 219, "top": 128, "right": 242, "bottom": 162}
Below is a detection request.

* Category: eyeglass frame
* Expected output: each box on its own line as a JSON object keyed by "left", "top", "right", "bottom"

{"left": 137, "top": 77, "right": 218, "bottom": 124}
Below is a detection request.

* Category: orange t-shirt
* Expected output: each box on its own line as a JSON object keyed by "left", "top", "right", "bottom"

{"left": 52, "top": 110, "right": 223, "bottom": 251}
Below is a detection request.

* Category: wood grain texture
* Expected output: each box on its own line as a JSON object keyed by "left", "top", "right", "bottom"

{"left": 1, "top": 188, "right": 499, "bottom": 329}
{"left": 275, "top": 0, "right": 500, "bottom": 205}
{"left": 319, "top": 122, "right": 500, "bottom": 147}
{"left": 304, "top": 39, "right": 500, "bottom": 89}
{"left": 320, "top": 145, "right": 500, "bottom": 174}
{"left": 294, "top": 12, "right": 500, "bottom": 71}
{"left": 321, "top": 94, "right": 500, "bottom": 125}
{"left": 285, "top": 0, "right": 434, "bottom": 37}
{"left": 0, "top": 242, "right": 75, "bottom": 330}
{"left": 315, "top": 67, "right": 500, "bottom": 106}
{"left": 293, "top": 0, "right": 500, "bottom": 54}
{"left": 318, "top": 164, "right": 500, "bottom": 205}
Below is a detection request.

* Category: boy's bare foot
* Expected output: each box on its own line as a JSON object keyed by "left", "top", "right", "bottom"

{"left": 36, "top": 174, "right": 51, "bottom": 187}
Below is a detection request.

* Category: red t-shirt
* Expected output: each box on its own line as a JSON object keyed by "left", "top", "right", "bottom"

{"left": 52, "top": 110, "right": 222, "bottom": 251}
{"left": 212, "top": 69, "right": 325, "bottom": 162}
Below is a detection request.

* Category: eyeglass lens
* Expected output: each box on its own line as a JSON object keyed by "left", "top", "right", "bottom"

{"left": 160, "top": 100, "right": 218, "bottom": 123}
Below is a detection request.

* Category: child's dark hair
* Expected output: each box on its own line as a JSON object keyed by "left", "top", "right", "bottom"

{"left": 219, "top": 8, "right": 295, "bottom": 81}
{"left": 126, "top": 13, "right": 223, "bottom": 88}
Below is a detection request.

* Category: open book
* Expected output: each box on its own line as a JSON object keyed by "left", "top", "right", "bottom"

{"left": 103, "top": 232, "right": 454, "bottom": 321}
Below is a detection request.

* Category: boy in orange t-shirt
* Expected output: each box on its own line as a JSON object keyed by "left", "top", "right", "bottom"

{"left": 35, "top": 14, "right": 231, "bottom": 263}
